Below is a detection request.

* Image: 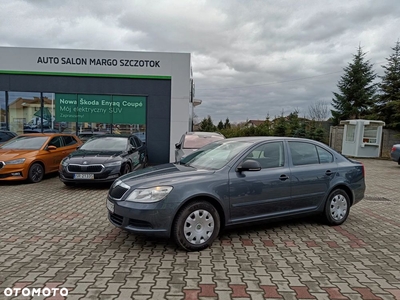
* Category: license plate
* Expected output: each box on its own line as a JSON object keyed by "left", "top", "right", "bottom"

{"left": 106, "top": 199, "right": 114, "bottom": 213}
{"left": 74, "top": 173, "right": 94, "bottom": 179}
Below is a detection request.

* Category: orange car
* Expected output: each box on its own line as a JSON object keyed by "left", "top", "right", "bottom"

{"left": 0, "top": 133, "right": 83, "bottom": 183}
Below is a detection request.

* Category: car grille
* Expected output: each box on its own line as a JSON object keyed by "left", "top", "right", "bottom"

{"left": 0, "top": 161, "right": 4, "bottom": 170}
{"left": 68, "top": 164, "right": 104, "bottom": 173}
{"left": 109, "top": 212, "right": 123, "bottom": 226}
{"left": 109, "top": 186, "right": 129, "bottom": 199}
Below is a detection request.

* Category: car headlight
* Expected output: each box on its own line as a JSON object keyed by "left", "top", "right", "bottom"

{"left": 104, "top": 161, "right": 122, "bottom": 167}
{"left": 61, "top": 158, "right": 69, "bottom": 166}
{"left": 5, "top": 158, "right": 26, "bottom": 165}
{"left": 126, "top": 186, "right": 173, "bottom": 203}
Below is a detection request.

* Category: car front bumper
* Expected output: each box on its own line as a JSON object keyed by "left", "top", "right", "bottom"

{"left": 106, "top": 196, "right": 175, "bottom": 238}
{"left": 59, "top": 165, "right": 121, "bottom": 183}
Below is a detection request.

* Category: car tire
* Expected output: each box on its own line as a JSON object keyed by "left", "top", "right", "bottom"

{"left": 63, "top": 182, "right": 74, "bottom": 187}
{"left": 28, "top": 163, "right": 44, "bottom": 183}
{"left": 173, "top": 201, "right": 220, "bottom": 251}
{"left": 323, "top": 189, "right": 350, "bottom": 226}
{"left": 122, "top": 163, "right": 131, "bottom": 175}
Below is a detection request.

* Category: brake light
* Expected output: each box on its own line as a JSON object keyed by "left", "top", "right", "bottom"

{"left": 361, "top": 163, "right": 365, "bottom": 178}
{"left": 391, "top": 147, "right": 396, "bottom": 153}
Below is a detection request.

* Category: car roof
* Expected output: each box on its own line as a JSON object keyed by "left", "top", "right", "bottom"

{"left": 185, "top": 132, "right": 224, "bottom": 137}
{"left": 220, "top": 136, "right": 326, "bottom": 144}
{"left": 88, "top": 134, "right": 130, "bottom": 138}
{"left": 19, "top": 133, "right": 77, "bottom": 137}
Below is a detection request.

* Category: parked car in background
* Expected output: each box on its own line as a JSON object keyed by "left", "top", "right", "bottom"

{"left": 0, "top": 133, "right": 82, "bottom": 183}
{"left": 24, "top": 129, "right": 59, "bottom": 134}
{"left": 78, "top": 131, "right": 107, "bottom": 143}
{"left": 0, "top": 130, "right": 17, "bottom": 145}
{"left": 390, "top": 144, "right": 400, "bottom": 164}
{"left": 59, "top": 134, "right": 148, "bottom": 186}
{"left": 107, "top": 137, "right": 366, "bottom": 251}
{"left": 175, "top": 131, "right": 225, "bottom": 162}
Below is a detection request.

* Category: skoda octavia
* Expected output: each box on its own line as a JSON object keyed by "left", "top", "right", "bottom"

{"left": 106, "top": 137, "right": 365, "bottom": 251}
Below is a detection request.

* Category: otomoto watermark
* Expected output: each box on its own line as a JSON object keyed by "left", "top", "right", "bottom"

{"left": 3, "top": 287, "right": 68, "bottom": 297}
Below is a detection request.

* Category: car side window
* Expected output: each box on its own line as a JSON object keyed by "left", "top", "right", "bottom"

{"left": 289, "top": 142, "right": 319, "bottom": 166}
{"left": 48, "top": 136, "right": 63, "bottom": 148}
{"left": 245, "top": 142, "right": 284, "bottom": 169}
{"left": 317, "top": 146, "right": 334, "bottom": 163}
{"left": 133, "top": 136, "right": 142, "bottom": 147}
{"left": 130, "top": 137, "right": 137, "bottom": 148}
{"left": 62, "top": 136, "right": 78, "bottom": 146}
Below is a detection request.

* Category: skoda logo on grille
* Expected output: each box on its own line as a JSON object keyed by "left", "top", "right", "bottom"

{"left": 83, "top": 161, "right": 88, "bottom": 165}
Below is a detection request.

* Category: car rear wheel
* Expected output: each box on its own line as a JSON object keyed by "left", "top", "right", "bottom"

{"left": 28, "top": 163, "right": 44, "bottom": 183}
{"left": 63, "top": 182, "right": 74, "bottom": 187}
{"left": 173, "top": 201, "right": 220, "bottom": 251}
{"left": 323, "top": 189, "right": 350, "bottom": 225}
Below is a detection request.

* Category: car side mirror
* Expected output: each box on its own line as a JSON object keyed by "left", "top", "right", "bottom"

{"left": 47, "top": 145, "right": 57, "bottom": 151}
{"left": 175, "top": 143, "right": 181, "bottom": 149}
{"left": 128, "top": 145, "right": 135, "bottom": 153}
{"left": 237, "top": 159, "right": 262, "bottom": 172}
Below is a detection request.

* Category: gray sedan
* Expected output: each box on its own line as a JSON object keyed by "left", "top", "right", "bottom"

{"left": 390, "top": 144, "right": 400, "bottom": 164}
{"left": 106, "top": 137, "right": 366, "bottom": 251}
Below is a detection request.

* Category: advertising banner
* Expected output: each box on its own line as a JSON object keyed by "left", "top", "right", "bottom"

{"left": 55, "top": 93, "right": 146, "bottom": 124}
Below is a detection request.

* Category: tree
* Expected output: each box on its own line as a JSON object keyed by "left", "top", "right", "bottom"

{"left": 308, "top": 101, "right": 329, "bottom": 121}
{"left": 199, "top": 115, "right": 217, "bottom": 132}
{"left": 376, "top": 41, "right": 400, "bottom": 129}
{"left": 224, "top": 118, "right": 231, "bottom": 129}
{"left": 331, "top": 46, "right": 378, "bottom": 125}
{"left": 217, "top": 120, "right": 224, "bottom": 130}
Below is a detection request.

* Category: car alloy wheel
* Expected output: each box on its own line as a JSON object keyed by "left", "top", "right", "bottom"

{"left": 324, "top": 189, "right": 350, "bottom": 225}
{"left": 173, "top": 201, "right": 220, "bottom": 251}
{"left": 28, "top": 163, "right": 44, "bottom": 183}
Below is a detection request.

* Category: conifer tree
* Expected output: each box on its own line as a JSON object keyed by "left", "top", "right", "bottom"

{"left": 331, "top": 46, "right": 377, "bottom": 125}
{"left": 377, "top": 41, "right": 400, "bottom": 129}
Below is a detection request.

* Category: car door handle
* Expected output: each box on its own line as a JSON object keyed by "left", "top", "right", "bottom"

{"left": 279, "top": 174, "right": 289, "bottom": 181}
{"left": 325, "top": 170, "right": 334, "bottom": 176}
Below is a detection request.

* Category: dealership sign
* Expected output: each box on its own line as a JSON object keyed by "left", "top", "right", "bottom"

{"left": 55, "top": 94, "right": 146, "bottom": 124}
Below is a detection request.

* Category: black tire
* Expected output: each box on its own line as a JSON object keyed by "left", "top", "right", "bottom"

{"left": 323, "top": 189, "right": 350, "bottom": 226}
{"left": 63, "top": 182, "right": 74, "bottom": 187}
{"left": 28, "top": 163, "right": 44, "bottom": 183}
{"left": 173, "top": 201, "right": 220, "bottom": 251}
{"left": 143, "top": 155, "right": 149, "bottom": 168}
{"left": 122, "top": 163, "right": 131, "bottom": 175}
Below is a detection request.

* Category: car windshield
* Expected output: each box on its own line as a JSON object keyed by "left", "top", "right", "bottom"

{"left": 80, "top": 137, "right": 127, "bottom": 151}
{"left": 183, "top": 134, "right": 224, "bottom": 149}
{"left": 0, "top": 136, "right": 48, "bottom": 150}
{"left": 183, "top": 140, "right": 251, "bottom": 170}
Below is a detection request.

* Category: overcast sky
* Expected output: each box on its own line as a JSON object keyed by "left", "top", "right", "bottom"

{"left": 0, "top": 0, "right": 399, "bottom": 124}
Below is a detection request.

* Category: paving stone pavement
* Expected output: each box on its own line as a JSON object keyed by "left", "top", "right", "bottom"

{"left": 0, "top": 158, "right": 399, "bottom": 300}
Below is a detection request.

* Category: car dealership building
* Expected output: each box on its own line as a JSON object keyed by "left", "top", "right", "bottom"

{"left": 0, "top": 47, "right": 195, "bottom": 164}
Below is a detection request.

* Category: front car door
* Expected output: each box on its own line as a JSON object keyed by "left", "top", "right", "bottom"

{"left": 45, "top": 136, "right": 66, "bottom": 172}
{"left": 287, "top": 141, "right": 337, "bottom": 211}
{"left": 229, "top": 141, "right": 292, "bottom": 223}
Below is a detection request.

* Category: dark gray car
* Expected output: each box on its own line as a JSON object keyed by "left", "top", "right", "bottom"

{"left": 106, "top": 137, "right": 366, "bottom": 251}
{"left": 390, "top": 144, "right": 400, "bottom": 164}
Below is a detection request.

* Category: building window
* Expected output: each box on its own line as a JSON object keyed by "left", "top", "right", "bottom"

{"left": 345, "top": 125, "right": 355, "bottom": 142}
{"left": 363, "top": 126, "right": 378, "bottom": 144}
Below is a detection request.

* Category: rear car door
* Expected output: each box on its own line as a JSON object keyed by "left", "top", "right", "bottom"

{"left": 229, "top": 141, "right": 292, "bottom": 222}
{"left": 288, "top": 141, "right": 337, "bottom": 210}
